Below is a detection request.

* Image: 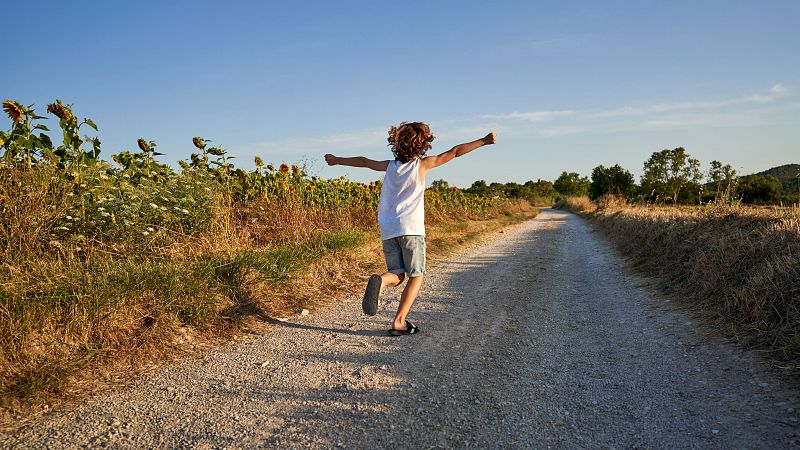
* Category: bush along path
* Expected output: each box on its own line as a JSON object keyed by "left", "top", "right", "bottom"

{"left": 2, "top": 209, "right": 799, "bottom": 448}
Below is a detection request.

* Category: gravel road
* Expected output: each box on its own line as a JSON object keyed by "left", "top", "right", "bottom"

{"left": 3, "top": 208, "right": 799, "bottom": 449}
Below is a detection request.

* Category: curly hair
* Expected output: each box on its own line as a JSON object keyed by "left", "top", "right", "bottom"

{"left": 387, "top": 122, "right": 435, "bottom": 163}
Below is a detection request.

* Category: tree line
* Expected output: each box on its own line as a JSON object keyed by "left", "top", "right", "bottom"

{"left": 431, "top": 147, "right": 798, "bottom": 205}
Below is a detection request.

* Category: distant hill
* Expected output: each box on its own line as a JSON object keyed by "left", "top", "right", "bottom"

{"left": 756, "top": 163, "right": 800, "bottom": 193}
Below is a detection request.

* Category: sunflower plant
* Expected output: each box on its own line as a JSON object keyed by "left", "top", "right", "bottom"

{"left": 1, "top": 100, "right": 52, "bottom": 168}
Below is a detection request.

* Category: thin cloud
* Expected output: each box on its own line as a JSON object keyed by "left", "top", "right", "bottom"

{"left": 255, "top": 129, "right": 386, "bottom": 153}
{"left": 641, "top": 111, "right": 764, "bottom": 130}
{"left": 248, "top": 84, "right": 789, "bottom": 157}
{"left": 482, "top": 110, "right": 575, "bottom": 122}
{"left": 533, "top": 126, "right": 584, "bottom": 137}
{"left": 749, "top": 84, "right": 788, "bottom": 103}
{"left": 594, "top": 84, "right": 789, "bottom": 118}
{"left": 436, "top": 124, "right": 511, "bottom": 142}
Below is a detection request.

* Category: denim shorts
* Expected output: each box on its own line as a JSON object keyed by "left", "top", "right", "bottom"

{"left": 382, "top": 235, "right": 426, "bottom": 277}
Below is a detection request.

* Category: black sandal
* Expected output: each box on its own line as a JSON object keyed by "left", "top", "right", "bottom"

{"left": 388, "top": 320, "right": 419, "bottom": 336}
{"left": 362, "top": 274, "right": 382, "bottom": 316}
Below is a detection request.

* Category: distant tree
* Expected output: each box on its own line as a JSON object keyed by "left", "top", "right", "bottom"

{"left": 465, "top": 180, "right": 490, "bottom": 197}
{"left": 640, "top": 147, "right": 703, "bottom": 204}
{"left": 489, "top": 182, "right": 505, "bottom": 194}
{"left": 524, "top": 179, "right": 558, "bottom": 199}
{"left": 470, "top": 180, "right": 487, "bottom": 189}
{"left": 737, "top": 175, "right": 782, "bottom": 204}
{"left": 465, "top": 179, "right": 507, "bottom": 197}
{"left": 707, "top": 160, "right": 737, "bottom": 203}
{"left": 553, "top": 171, "right": 590, "bottom": 197}
{"left": 589, "top": 164, "right": 636, "bottom": 199}
{"left": 501, "top": 182, "right": 524, "bottom": 198}
{"left": 430, "top": 179, "right": 450, "bottom": 190}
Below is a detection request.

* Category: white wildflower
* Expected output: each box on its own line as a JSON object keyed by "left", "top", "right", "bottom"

{"left": 66, "top": 215, "right": 73, "bottom": 220}
{"left": 97, "top": 207, "right": 105, "bottom": 212}
{"left": 142, "top": 231, "right": 150, "bottom": 236}
{"left": 147, "top": 227, "right": 154, "bottom": 232}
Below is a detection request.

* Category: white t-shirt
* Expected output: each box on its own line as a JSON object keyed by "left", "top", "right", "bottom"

{"left": 377, "top": 158, "right": 425, "bottom": 240}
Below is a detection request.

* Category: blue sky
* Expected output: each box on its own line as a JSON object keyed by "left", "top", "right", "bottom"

{"left": 4, "top": 1, "right": 798, "bottom": 186}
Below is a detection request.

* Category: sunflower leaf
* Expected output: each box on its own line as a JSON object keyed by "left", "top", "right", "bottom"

{"left": 39, "top": 133, "right": 53, "bottom": 149}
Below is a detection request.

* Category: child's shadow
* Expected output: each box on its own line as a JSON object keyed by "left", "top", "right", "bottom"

{"left": 265, "top": 317, "right": 387, "bottom": 337}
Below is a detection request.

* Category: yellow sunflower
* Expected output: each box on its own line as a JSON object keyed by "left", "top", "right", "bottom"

{"left": 47, "top": 99, "right": 75, "bottom": 122}
{"left": 2, "top": 100, "right": 24, "bottom": 123}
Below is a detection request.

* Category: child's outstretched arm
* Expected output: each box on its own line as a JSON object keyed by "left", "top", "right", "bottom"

{"left": 324, "top": 154, "right": 389, "bottom": 172}
{"left": 421, "top": 132, "right": 496, "bottom": 172}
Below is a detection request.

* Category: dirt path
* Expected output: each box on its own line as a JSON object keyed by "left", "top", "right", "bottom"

{"left": 3, "top": 209, "right": 799, "bottom": 449}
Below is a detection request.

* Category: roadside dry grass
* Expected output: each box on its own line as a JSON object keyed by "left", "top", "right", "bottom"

{"left": 0, "top": 197, "right": 537, "bottom": 430}
{"left": 576, "top": 199, "right": 800, "bottom": 365}
{"left": 554, "top": 195, "right": 597, "bottom": 213}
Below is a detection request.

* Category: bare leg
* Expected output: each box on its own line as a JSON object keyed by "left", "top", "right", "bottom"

{"left": 392, "top": 275, "right": 423, "bottom": 330}
{"left": 380, "top": 272, "right": 405, "bottom": 289}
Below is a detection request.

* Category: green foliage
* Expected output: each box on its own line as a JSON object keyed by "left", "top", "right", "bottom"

{"left": 554, "top": 171, "right": 590, "bottom": 197}
{"left": 640, "top": 147, "right": 703, "bottom": 204}
{"left": 1, "top": 100, "right": 503, "bottom": 258}
{"left": 706, "top": 160, "right": 738, "bottom": 204}
{"left": 430, "top": 179, "right": 450, "bottom": 190}
{"left": 756, "top": 164, "right": 800, "bottom": 204}
{"left": 462, "top": 179, "right": 557, "bottom": 205}
{"left": 524, "top": 179, "right": 558, "bottom": 198}
{"left": 737, "top": 175, "right": 783, "bottom": 204}
{"left": 589, "top": 164, "right": 635, "bottom": 199}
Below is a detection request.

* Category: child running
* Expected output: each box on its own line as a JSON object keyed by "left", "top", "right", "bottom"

{"left": 325, "top": 122, "right": 496, "bottom": 335}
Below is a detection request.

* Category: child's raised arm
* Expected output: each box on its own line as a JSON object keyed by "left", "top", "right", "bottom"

{"left": 325, "top": 154, "right": 389, "bottom": 172}
{"left": 421, "top": 132, "right": 496, "bottom": 172}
